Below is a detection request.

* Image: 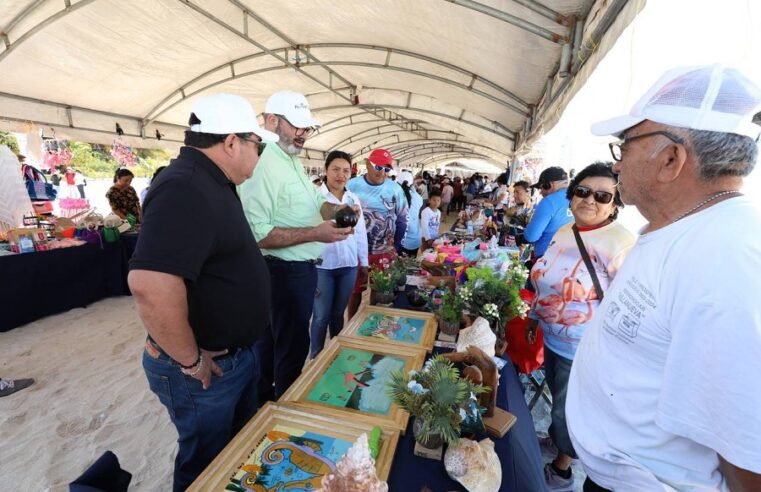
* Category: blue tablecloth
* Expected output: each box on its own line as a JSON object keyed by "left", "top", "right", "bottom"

{"left": 386, "top": 289, "right": 546, "bottom": 492}
{"left": 1, "top": 234, "right": 138, "bottom": 332}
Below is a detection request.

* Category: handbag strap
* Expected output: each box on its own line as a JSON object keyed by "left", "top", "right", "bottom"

{"left": 572, "top": 224, "right": 604, "bottom": 301}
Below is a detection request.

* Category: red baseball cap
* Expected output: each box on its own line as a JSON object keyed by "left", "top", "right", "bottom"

{"left": 368, "top": 148, "right": 393, "bottom": 167}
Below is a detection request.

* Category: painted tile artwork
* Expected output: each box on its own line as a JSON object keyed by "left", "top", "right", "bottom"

{"left": 307, "top": 348, "right": 405, "bottom": 415}
{"left": 225, "top": 424, "right": 352, "bottom": 492}
{"left": 357, "top": 313, "right": 425, "bottom": 344}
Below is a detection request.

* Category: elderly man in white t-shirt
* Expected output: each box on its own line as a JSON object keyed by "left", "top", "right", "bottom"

{"left": 566, "top": 65, "right": 761, "bottom": 492}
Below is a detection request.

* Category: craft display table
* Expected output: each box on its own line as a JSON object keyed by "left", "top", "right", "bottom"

{"left": 1, "top": 234, "right": 138, "bottom": 332}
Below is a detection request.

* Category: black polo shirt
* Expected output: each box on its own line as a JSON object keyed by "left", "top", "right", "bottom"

{"left": 130, "top": 146, "right": 270, "bottom": 351}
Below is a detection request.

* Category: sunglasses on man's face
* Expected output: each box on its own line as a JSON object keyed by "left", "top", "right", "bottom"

{"left": 241, "top": 137, "right": 267, "bottom": 156}
{"left": 572, "top": 185, "right": 614, "bottom": 204}
{"left": 374, "top": 165, "right": 392, "bottom": 173}
{"left": 540, "top": 182, "right": 552, "bottom": 190}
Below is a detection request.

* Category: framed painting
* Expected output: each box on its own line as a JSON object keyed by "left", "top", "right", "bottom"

{"left": 188, "top": 402, "right": 399, "bottom": 491}
{"left": 280, "top": 336, "right": 426, "bottom": 433}
{"left": 341, "top": 305, "right": 437, "bottom": 352}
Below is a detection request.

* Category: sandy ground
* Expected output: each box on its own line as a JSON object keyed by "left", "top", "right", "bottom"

{"left": 0, "top": 297, "right": 176, "bottom": 491}
{"left": 0, "top": 209, "right": 586, "bottom": 491}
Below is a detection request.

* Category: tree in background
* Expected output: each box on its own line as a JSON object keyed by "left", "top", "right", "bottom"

{"left": 0, "top": 131, "right": 21, "bottom": 155}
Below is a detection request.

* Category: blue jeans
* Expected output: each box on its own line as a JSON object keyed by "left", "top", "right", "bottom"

{"left": 143, "top": 344, "right": 260, "bottom": 492}
{"left": 257, "top": 259, "right": 317, "bottom": 401}
{"left": 310, "top": 266, "right": 358, "bottom": 358}
{"left": 544, "top": 345, "right": 577, "bottom": 458}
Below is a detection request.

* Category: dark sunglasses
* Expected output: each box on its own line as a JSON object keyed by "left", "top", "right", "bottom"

{"left": 540, "top": 182, "right": 552, "bottom": 190}
{"left": 573, "top": 185, "right": 614, "bottom": 204}
{"left": 239, "top": 135, "right": 267, "bottom": 156}
{"left": 374, "top": 165, "right": 392, "bottom": 173}
{"left": 608, "top": 130, "right": 684, "bottom": 161}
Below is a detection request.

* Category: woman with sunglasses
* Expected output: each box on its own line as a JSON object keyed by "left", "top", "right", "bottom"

{"left": 525, "top": 162, "right": 635, "bottom": 491}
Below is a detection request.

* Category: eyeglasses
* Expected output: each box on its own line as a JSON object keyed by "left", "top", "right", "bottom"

{"left": 572, "top": 185, "right": 614, "bottom": 204}
{"left": 540, "top": 182, "right": 552, "bottom": 190}
{"left": 239, "top": 135, "right": 267, "bottom": 156}
{"left": 608, "top": 131, "right": 685, "bottom": 161}
{"left": 276, "top": 115, "right": 316, "bottom": 138}
{"left": 374, "top": 165, "right": 392, "bottom": 173}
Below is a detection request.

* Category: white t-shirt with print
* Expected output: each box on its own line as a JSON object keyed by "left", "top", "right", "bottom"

{"left": 566, "top": 196, "right": 761, "bottom": 491}
{"left": 420, "top": 207, "right": 441, "bottom": 241}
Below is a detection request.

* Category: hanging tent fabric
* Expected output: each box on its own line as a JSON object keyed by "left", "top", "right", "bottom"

{"left": 0, "top": 0, "right": 644, "bottom": 169}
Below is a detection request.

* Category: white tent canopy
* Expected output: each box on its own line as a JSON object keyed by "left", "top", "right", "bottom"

{"left": 0, "top": 0, "right": 643, "bottom": 168}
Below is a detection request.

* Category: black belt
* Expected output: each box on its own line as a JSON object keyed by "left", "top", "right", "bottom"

{"left": 146, "top": 336, "right": 237, "bottom": 361}
{"left": 264, "top": 255, "right": 322, "bottom": 265}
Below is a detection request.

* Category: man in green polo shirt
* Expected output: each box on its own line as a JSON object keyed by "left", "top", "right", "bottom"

{"left": 240, "top": 90, "right": 353, "bottom": 401}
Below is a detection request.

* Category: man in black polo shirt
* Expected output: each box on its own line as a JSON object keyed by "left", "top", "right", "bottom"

{"left": 128, "top": 93, "right": 278, "bottom": 492}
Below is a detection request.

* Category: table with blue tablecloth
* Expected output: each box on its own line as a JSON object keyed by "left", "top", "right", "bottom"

{"left": 385, "top": 289, "right": 546, "bottom": 492}
{"left": 0, "top": 234, "right": 138, "bottom": 332}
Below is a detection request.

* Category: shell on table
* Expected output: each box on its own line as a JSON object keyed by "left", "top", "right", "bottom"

{"left": 456, "top": 317, "right": 496, "bottom": 357}
{"left": 444, "top": 438, "right": 502, "bottom": 492}
{"left": 317, "top": 433, "right": 388, "bottom": 492}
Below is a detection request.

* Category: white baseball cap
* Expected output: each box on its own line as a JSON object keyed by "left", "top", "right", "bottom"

{"left": 592, "top": 65, "right": 761, "bottom": 140}
{"left": 189, "top": 93, "right": 278, "bottom": 142}
{"left": 265, "top": 91, "right": 321, "bottom": 129}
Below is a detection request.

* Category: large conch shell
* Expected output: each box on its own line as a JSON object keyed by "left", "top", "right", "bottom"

{"left": 444, "top": 438, "right": 501, "bottom": 492}
{"left": 317, "top": 433, "right": 388, "bottom": 492}
{"left": 456, "top": 317, "right": 496, "bottom": 357}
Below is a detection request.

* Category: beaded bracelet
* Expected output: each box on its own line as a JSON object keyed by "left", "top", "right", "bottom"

{"left": 179, "top": 349, "right": 201, "bottom": 370}
{"left": 181, "top": 354, "right": 204, "bottom": 377}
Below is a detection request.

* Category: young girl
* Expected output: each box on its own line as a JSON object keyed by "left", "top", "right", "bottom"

{"left": 421, "top": 190, "right": 442, "bottom": 249}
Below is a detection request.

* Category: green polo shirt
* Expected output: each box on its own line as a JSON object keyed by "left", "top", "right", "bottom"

{"left": 239, "top": 142, "right": 325, "bottom": 261}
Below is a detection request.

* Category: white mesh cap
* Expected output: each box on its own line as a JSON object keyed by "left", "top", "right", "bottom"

{"left": 592, "top": 65, "right": 761, "bottom": 139}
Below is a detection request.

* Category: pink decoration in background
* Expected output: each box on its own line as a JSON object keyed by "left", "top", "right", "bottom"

{"left": 111, "top": 141, "right": 137, "bottom": 167}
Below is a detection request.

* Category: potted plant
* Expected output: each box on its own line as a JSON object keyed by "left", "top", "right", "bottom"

{"left": 439, "top": 290, "right": 462, "bottom": 337}
{"left": 458, "top": 259, "right": 530, "bottom": 354}
{"left": 369, "top": 266, "right": 396, "bottom": 305}
{"left": 388, "top": 356, "right": 487, "bottom": 449}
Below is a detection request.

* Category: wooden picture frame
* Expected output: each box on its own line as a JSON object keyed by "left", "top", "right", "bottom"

{"left": 341, "top": 305, "right": 437, "bottom": 353}
{"left": 188, "top": 402, "right": 400, "bottom": 491}
{"left": 280, "top": 336, "right": 426, "bottom": 433}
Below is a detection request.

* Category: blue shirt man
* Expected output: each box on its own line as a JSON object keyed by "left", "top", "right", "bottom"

{"left": 524, "top": 166, "right": 574, "bottom": 257}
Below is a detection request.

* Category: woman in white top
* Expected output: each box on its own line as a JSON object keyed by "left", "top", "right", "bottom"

{"left": 310, "top": 151, "right": 369, "bottom": 358}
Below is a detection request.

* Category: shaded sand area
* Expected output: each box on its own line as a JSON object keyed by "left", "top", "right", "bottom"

{"left": 0, "top": 297, "right": 175, "bottom": 491}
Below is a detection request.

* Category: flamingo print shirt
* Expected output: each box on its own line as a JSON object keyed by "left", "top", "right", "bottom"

{"left": 529, "top": 221, "right": 635, "bottom": 359}
{"left": 347, "top": 176, "right": 409, "bottom": 255}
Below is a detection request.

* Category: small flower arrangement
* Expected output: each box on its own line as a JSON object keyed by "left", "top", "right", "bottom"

{"left": 458, "top": 257, "right": 530, "bottom": 342}
{"left": 388, "top": 356, "right": 487, "bottom": 446}
{"left": 369, "top": 266, "right": 396, "bottom": 294}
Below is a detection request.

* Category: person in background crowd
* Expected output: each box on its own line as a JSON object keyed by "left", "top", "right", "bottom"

{"left": 74, "top": 169, "right": 87, "bottom": 199}
{"left": 520, "top": 166, "right": 573, "bottom": 258}
{"left": 399, "top": 171, "right": 423, "bottom": 256}
{"left": 346, "top": 148, "right": 408, "bottom": 318}
{"left": 0, "top": 377, "right": 34, "bottom": 398}
{"left": 452, "top": 176, "right": 464, "bottom": 212}
{"left": 415, "top": 174, "right": 429, "bottom": 200}
{"left": 309, "top": 151, "right": 368, "bottom": 359}
{"left": 50, "top": 171, "right": 61, "bottom": 196}
{"left": 465, "top": 177, "right": 477, "bottom": 203}
{"left": 128, "top": 94, "right": 278, "bottom": 491}
{"left": 65, "top": 167, "right": 77, "bottom": 197}
{"left": 505, "top": 180, "right": 533, "bottom": 226}
{"left": 494, "top": 172, "right": 510, "bottom": 221}
{"left": 239, "top": 91, "right": 354, "bottom": 402}
{"left": 440, "top": 178, "right": 454, "bottom": 217}
{"left": 106, "top": 168, "right": 141, "bottom": 223}
{"left": 567, "top": 65, "right": 761, "bottom": 492}
{"left": 526, "top": 162, "right": 634, "bottom": 491}
{"left": 141, "top": 165, "right": 167, "bottom": 203}
{"left": 421, "top": 189, "right": 442, "bottom": 249}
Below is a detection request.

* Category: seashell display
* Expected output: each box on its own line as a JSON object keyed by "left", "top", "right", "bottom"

{"left": 318, "top": 433, "right": 388, "bottom": 492}
{"left": 444, "top": 438, "right": 501, "bottom": 492}
{"left": 456, "top": 317, "right": 496, "bottom": 357}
